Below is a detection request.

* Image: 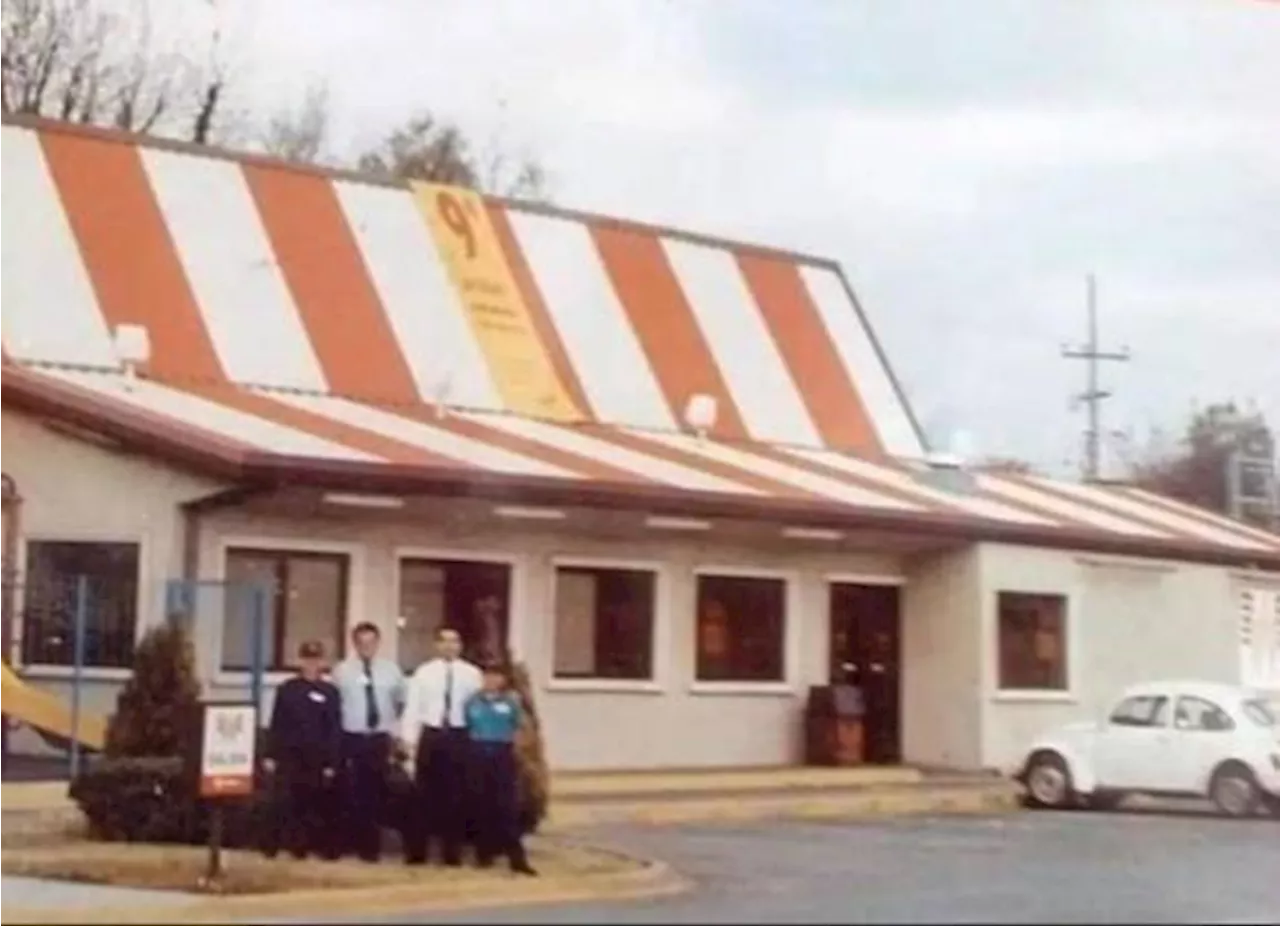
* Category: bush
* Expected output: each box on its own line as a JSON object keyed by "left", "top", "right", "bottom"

{"left": 73, "top": 622, "right": 211, "bottom": 844}
{"left": 104, "top": 623, "right": 202, "bottom": 758}
{"left": 70, "top": 742, "right": 272, "bottom": 848}
{"left": 510, "top": 661, "right": 549, "bottom": 834}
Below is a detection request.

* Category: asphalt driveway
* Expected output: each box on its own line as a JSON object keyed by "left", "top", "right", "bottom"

{"left": 355, "top": 809, "right": 1280, "bottom": 924}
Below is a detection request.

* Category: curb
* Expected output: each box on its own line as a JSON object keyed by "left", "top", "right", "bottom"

{"left": 542, "top": 782, "right": 1020, "bottom": 829}
{"left": 1, "top": 855, "right": 689, "bottom": 925}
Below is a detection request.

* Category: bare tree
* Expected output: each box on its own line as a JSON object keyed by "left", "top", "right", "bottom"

{"left": 257, "top": 81, "right": 331, "bottom": 164}
{"left": 357, "top": 110, "right": 550, "bottom": 200}
{"left": 2, "top": 0, "right": 230, "bottom": 142}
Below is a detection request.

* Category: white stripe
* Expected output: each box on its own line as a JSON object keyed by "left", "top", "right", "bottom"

{"left": 464, "top": 413, "right": 759, "bottom": 495}
{"left": 268, "top": 393, "right": 572, "bottom": 478}
{"left": 334, "top": 182, "right": 501, "bottom": 412}
{"left": 505, "top": 211, "right": 674, "bottom": 430}
{"left": 1122, "top": 487, "right": 1280, "bottom": 548}
{"left": 662, "top": 239, "right": 821, "bottom": 446}
{"left": 0, "top": 128, "right": 118, "bottom": 369}
{"left": 139, "top": 149, "right": 326, "bottom": 392}
{"left": 44, "top": 370, "right": 370, "bottom": 461}
{"left": 786, "top": 448, "right": 1056, "bottom": 526}
{"left": 628, "top": 430, "right": 921, "bottom": 510}
{"left": 800, "top": 266, "right": 924, "bottom": 459}
{"left": 1027, "top": 477, "right": 1270, "bottom": 551}
{"left": 977, "top": 476, "right": 1169, "bottom": 537}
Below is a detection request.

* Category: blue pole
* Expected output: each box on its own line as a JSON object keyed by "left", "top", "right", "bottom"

{"left": 69, "top": 575, "right": 89, "bottom": 780}
{"left": 249, "top": 585, "right": 266, "bottom": 717}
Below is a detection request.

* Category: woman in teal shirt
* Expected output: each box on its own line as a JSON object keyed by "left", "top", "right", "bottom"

{"left": 466, "top": 662, "right": 536, "bottom": 875}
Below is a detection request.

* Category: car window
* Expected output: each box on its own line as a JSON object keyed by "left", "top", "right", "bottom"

{"left": 1174, "top": 696, "right": 1234, "bottom": 732}
{"left": 1241, "top": 699, "right": 1276, "bottom": 728}
{"left": 1108, "top": 695, "right": 1169, "bottom": 728}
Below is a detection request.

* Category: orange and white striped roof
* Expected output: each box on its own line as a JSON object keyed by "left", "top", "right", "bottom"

{"left": 2, "top": 117, "right": 1278, "bottom": 564}
{"left": 0, "top": 118, "right": 922, "bottom": 459}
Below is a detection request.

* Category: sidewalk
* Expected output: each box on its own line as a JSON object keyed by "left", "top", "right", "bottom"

{"left": 2, "top": 876, "right": 190, "bottom": 912}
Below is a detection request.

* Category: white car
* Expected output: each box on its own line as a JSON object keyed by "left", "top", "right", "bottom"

{"left": 1015, "top": 680, "right": 1280, "bottom": 818}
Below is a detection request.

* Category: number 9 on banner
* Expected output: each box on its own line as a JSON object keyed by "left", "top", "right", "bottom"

{"left": 437, "top": 191, "right": 477, "bottom": 260}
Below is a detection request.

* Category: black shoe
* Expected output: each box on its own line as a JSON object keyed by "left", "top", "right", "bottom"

{"left": 475, "top": 856, "right": 495, "bottom": 869}
{"left": 511, "top": 862, "right": 538, "bottom": 877}
{"left": 359, "top": 853, "right": 381, "bottom": 864}
{"left": 442, "top": 856, "right": 463, "bottom": 868}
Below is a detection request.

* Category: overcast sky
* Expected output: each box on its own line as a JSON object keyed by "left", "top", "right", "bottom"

{"left": 157, "top": 0, "right": 1278, "bottom": 474}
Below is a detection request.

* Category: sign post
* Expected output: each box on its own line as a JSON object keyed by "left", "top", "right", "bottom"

{"left": 198, "top": 700, "right": 257, "bottom": 886}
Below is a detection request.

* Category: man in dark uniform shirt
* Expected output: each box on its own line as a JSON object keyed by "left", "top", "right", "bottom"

{"left": 262, "top": 639, "right": 342, "bottom": 860}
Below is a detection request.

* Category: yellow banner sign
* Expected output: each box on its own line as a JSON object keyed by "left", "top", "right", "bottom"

{"left": 412, "top": 182, "right": 579, "bottom": 422}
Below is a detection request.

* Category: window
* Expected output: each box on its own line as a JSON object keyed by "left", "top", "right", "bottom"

{"left": 1108, "top": 695, "right": 1169, "bottom": 728}
{"left": 1242, "top": 698, "right": 1277, "bottom": 728}
{"left": 396, "top": 558, "right": 510, "bottom": 671}
{"left": 997, "top": 592, "right": 1068, "bottom": 691}
{"left": 1174, "top": 696, "right": 1234, "bottom": 732}
{"left": 21, "top": 541, "right": 140, "bottom": 668}
{"left": 222, "top": 548, "right": 348, "bottom": 671}
{"left": 553, "top": 565, "right": 656, "bottom": 681}
{"left": 695, "top": 573, "right": 786, "bottom": 683}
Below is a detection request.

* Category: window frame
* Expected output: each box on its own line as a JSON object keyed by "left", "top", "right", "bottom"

{"left": 15, "top": 532, "right": 148, "bottom": 678}
{"left": 547, "top": 556, "right": 667, "bottom": 694}
{"left": 991, "top": 588, "right": 1076, "bottom": 702}
{"left": 391, "top": 547, "right": 526, "bottom": 669}
{"left": 689, "top": 565, "right": 799, "bottom": 697}
{"left": 1107, "top": 694, "right": 1170, "bottom": 729}
{"left": 215, "top": 536, "right": 363, "bottom": 682}
{"left": 1173, "top": 695, "right": 1236, "bottom": 733}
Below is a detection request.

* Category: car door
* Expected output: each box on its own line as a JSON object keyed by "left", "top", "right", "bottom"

{"left": 1093, "top": 694, "right": 1174, "bottom": 789}
{"left": 1164, "top": 695, "right": 1237, "bottom": 794}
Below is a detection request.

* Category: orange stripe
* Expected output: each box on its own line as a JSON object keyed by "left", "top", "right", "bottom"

{"left": 736, "top": 254, "right": 883, "bottom": 456}
{"left": 1118, "top": 487, "right": 1280, "bottom": 548}
{"left": 486, "top": 203, "right": 594, "bottom": 420}
{"left": 40, "top": 132, "right": 463, "bottom": 469}
{"left": 1004, "top": 476, "right": 1205, "bottom": 543}
{"left": 39, "top": 131, "right": 224, "bottom": 384}
{"left": 591, "top": 225, "right": 748, "bottom": 440}
{"left": 747, "top": 444, "right": 950, "bottom": 514}
{"left": 243, "top": 164, "right": 418, "bottom": 404}
{"left": 575, "top": 425, "right": 818, "bottom": 501}
{"left": 242, "top": 169, "right": 638, "bottom": 481}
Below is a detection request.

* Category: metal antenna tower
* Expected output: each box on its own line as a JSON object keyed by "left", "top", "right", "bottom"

{"left": 1061, "top": 275, "right": 1131, "bottom": 481}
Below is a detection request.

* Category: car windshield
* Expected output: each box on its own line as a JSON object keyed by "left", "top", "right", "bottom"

{"left": 1241, "top": 698, "right": 1277, "bottom": 728}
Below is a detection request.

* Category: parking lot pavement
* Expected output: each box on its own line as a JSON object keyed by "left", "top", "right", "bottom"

{"left": 359, "top": 810, "right": 1280, "bottom": 924}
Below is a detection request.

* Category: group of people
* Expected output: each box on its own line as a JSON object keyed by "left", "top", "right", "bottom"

{"left": 262, "top": 622, "right": 536, "bottom": 876}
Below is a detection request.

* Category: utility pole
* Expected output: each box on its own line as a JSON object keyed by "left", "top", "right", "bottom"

{"left": 1061, "top": 275, "right": 1131, "bottom": 482}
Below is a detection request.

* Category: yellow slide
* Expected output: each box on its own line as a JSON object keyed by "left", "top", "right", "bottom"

{"left": 1, "top": 662, "right": 106, "bottom": 750}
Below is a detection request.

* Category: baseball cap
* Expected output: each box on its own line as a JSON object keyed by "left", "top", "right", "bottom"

{"left": 297, "top": 640, "right": 325, "bottom": 659}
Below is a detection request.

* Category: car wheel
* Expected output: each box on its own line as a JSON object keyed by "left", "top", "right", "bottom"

{"left": 1208, "top": 762, "right": 1261, "bottom": 818}
{"left": 1023, "top": 751, "right": 1075, "bottom": 810}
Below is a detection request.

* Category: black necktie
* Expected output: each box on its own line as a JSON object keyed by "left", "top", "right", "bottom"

{"left": 442, "top": 661, "right": 454, "bottom": 728}
{"left": 362, "top": 657, "right": 380, "bottom": 732}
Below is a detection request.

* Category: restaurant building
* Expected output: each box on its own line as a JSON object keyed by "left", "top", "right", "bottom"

{"left": 3, "top": 114, "right": 1279, "bottom": 772}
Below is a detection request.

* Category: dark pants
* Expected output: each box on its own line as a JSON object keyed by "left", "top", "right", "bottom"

{"left": 469, "top": 741, "right": 529, "bottom": 870}
{"left": 404, "top": 727, "right": 470, "bottom": 865}
{"left": 262, "top": 763, "right": 339, "bottom": 860}
{"left": 342, "top": 732, "right": 390, "bottom": 861}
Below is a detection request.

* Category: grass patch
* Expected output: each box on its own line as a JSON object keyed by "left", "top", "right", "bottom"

{"left": 1, "top": 838, "right": 637, "bottom": 896}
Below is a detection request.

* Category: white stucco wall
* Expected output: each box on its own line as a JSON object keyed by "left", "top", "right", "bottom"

{"left": 900, "top": 548, "right": 983, "bottom": 770}
{"left": 975, "top": 542, "right": 1262, "bottom": 772}
{"left": 2, "top": 410, "right": 224, "bottom": 737}
{"left": 194, "top": 510, "right": 905, "bottom": 770}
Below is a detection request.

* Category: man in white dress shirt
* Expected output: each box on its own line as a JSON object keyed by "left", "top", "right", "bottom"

{"left": 331, "top": 622, "right": 405, "bottom": 862}
{"left": 399, "top": 625, "right": 482, "bottom": 867}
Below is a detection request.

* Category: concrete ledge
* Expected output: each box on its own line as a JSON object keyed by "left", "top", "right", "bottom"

{"left": 543, "top": 780, "right": 1020, "bottom": 829}
{"left": 1, "top": 782, "right": 70, "bottom": 813}
{"left": 2, "top": 853, "right": 688, "bottom": 925}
